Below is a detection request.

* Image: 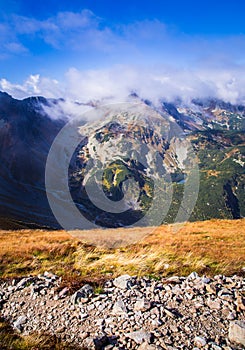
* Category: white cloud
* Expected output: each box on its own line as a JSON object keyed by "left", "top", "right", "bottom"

{"left": 4, "top": 42, "right": 28, "bottom": 54}
{"left": 2, "top": 64, "right": 245, "bottom": 107}
{"left": 10, "top": 10, "right": 108, "bottom": 51}
{"left": 42, "top": 99, "right": 93, "bottom": 120}
{"left": 1, "top": 9, "right": 245, "bottom": 123}
{"left": 0, "top": 74, "right": 61, "bottom": 99}
{"left": 56, "top": 9, "right": 98, "bottom": 29}
{"left": 1, "top": 9, "right": 243, "bottom": 63}
{"left": 1, "top": 11, "right": 245, "bottom": 106}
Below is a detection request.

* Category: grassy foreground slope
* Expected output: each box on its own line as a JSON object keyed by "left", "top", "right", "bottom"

{"left": 0, "top": 219, "right": 244, "bottom": 282}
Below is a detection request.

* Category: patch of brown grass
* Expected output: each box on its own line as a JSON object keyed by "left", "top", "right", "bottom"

{"left": 0, "top": 318, "right": 81, "bottom": 350}
{"left": 0, "top": 219, "right": 244, "bottom": 281}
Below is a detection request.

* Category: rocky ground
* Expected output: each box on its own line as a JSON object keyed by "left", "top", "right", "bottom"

{"left": 0, "top": 272, "right": 245, "bottom": 349}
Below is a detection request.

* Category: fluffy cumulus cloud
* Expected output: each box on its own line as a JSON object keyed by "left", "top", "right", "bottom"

{"left": 0, "top": 75, "right": 61, "bottom": 99}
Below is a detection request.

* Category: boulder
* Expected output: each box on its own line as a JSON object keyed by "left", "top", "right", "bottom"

{"left": 112, "top": 300, "right": 128, "bottom": 315}
{"left": 134, "top": 298, "right": 151, "bottom": 312}
{"left": 113, "top": 275, "right": 132, "bottom": 289}
{"left": 138, "top": 342, "right": 159, "bottom": 349}
{"left": 93, "top": 335, "right": 109, "bottom": 350}
{"left": 71, "top": 284, "right": 94, "bottom": 304}
{"left": 228, "top": 320, "right": 245, "bottom": 346}
{"left": 194, "top": 336, "right": 207, "bottom": 347}
{"left": 13, "top": 315, "right": 27, "bottom": 331}
{"left": 126, "top": 330, "right": 152, "bottom": 344}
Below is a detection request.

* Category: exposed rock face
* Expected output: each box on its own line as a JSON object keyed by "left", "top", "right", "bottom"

{"left": 0, "top": 272, "right": 245, "bottom": 349}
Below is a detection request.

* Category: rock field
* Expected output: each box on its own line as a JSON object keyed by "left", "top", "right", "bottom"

{"left": 0, "top": 272, "right": 245, "bottom": 349}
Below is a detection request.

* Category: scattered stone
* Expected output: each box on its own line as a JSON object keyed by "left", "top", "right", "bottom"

{"left": 79, "top": 284, "right": 94, "bottom": 297}
{"left": 194, "top": 336, "right": 207, "bottom": 347}
{"left": 58, "top": 287, "right": 69, "bottom": 298}
{"left": 93, "top": 335, "right": 109, "bottom": 350}
{"left": 43, "top": 271, "right": 58, "bottom": 280}
{"left": 236, "top": 294, "right": 245, "bottom": 311}
{"left": 104, "top": 345, "right": 114, "bottom": 350}
{"left": 228, "top": 320, "right": 245, "bottom": 346}
{"left": 227, "top": 312, "right": 236, "bottom": 320}
{"left": 205, "top": 284, "right": 217, "bottom": 294}
{"left": 113, "top": 275, "right": 132, "bottom": 289}
{"left": 126, "top": 330, "right": 152, "bottom": 344}
{"left": 188, "top": 272, "right": 199, "bottom": 280}
{"left": 207, "top": 299, "right": 221, "bottom": 310}
{"left": 201, "top": 277, "right": 211, "bottom": 284}
{"left": 165, "top": 276, "right": 182, "bottom": 284}
{"left": 96, "top": 318, "right": 104, "bottom": 326}
{"left": 0, "top": 272, "right": 244, "bottom": 349}
{"left": 134, "top": 299, "right": 151, "bottom": 312}
{"left": 112, "top": 300, "right": 128, "bottom": 315}
{"left": 164, "top": 308, "right": 179, "bottom": 318}
{"left": 211, "top": 345, "right": 222, "bottom": 350}
{"left": 71, "top": 284, "right": 94, "bottom": 304}
{"left": 16, "top": 277, "right": 33, "bottom": 289}
{"left": 138, "top": 342, "right": 158, "bottom": 349}
{"left": 13, "top": 315, "right": 27, "bottom": 331}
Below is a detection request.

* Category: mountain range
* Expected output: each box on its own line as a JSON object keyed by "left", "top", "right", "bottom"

{"left": 0, "top": 91, "right": 244, "bottom": 229}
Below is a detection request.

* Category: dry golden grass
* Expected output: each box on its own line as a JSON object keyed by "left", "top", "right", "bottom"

{"left": 0, "top": 318, "right": 81, "bottom": 350}
{"left": 0, "top": 219, "right": 244, "bottom": 282}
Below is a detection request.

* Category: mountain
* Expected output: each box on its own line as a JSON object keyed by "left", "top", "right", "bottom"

{"left": 0, "top": 91, "right": 244, "bottom": 229}
{"left": 68, "top": 103, "right": 196, "bottom": 228}
{"left": 68, "top": 100, "right": 245, "bottom": 227}
{"left": 0, "top": 92, "right": 65, "bottom": 228}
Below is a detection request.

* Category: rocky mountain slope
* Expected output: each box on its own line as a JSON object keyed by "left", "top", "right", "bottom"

{"left": 0, "top": 92, "right": 65, "bottom": 228}
{"left": 1, "top": 272, "right": 245, "bottom": 349}
{"left": 0, "top": 91, "right": 244, "bottom": 229}
{"left": 69, "top": 99, "right": 245, "bottom": 227}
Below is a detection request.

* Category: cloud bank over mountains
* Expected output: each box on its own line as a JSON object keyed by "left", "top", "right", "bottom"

{"left": 1, "top": 64, "right": 245, "bottom": 106}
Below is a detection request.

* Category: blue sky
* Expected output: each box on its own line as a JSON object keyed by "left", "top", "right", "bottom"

{"left": 1, "top": 0, "right": 245, "bottom": 103}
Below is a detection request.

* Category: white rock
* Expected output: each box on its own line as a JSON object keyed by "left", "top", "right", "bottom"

{"left": 71, "top": 284, "right": 93, "bottom": 304}
{"left": 80, "top": 313, "right": 88, "bottom": 319}
{"left": 13, "top": 315, "right": 27, "bottom": 331}
{"left": 188, "top": 272, "right": 199, "bottom": 280}
{"left": 113, "top": 275, "right": 132, "bottom": 289}
{"left": 194, "top": 336, "right": 207, "bottom": 347}
{"left": 126, "top": 330, "right": 152, "bottom": 344}
{"left": 134, "top": 299, "right": 151, "bottom": 312}
{"left": 112, "top": 300, "right": 128, "bottom": 315}
{"left": 138, "top": 342, "right": 158, "bottom": 349}
{"left": 228, "top": 320, "right": 245, "bottom": 346}
{"left": 201, "top": 277, "right": 211, "bottom": 284}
